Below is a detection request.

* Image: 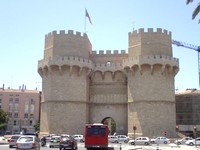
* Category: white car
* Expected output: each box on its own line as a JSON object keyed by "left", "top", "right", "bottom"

{"left": 16, "top": 135, "right": 40, "bottom": 150}
{"left": 72, "top": 134, "right": 84, "bottom": 142}
{"left": 128, "top": 137, "right": 150, "bottom": 145}
{"left": 116, "top": 135, "right": 129, "bottom": 143}
{"left": 49, "top": 135, "right": 61, "bottom": 148}
{"left": 174, "top": 137, "right": 193, "bottom": 145}
{"left": 8, "top": 134, "right": 21, "bottom": 148}
{"left": 108, "top": 135, "right": 119, "bottom": 143}
{"left": 150, "top": 137, "right": 170, "bottom": 144}
{"left": 185, "top": 137, "right": 200, "bottom": 146}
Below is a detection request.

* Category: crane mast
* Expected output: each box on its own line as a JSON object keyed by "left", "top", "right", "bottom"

{"left": 172, "top": 40, "right": 200, "bottom": 88}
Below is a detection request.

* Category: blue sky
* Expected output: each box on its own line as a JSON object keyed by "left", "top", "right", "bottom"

{"left": 0, "top": 0, "right": 199, "bottom": 91}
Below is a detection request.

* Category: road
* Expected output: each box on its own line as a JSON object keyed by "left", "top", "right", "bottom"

{"left": 0, "top": 142, "right": 200, "bottom": 150}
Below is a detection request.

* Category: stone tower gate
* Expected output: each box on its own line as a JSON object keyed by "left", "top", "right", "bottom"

{"left": 38, "top": 28, "right": 179, "bottom": 137}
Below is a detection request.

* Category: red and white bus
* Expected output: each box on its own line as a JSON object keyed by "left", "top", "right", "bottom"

{"left": 84, "top": 123, "right": 109, "bottom": 150}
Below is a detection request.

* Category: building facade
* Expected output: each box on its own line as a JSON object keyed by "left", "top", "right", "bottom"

{"left": 0, "top": 86, "right": 40, "bottom": 134}
{"left": 176, "top": 89, "right": 200, "bottom": 137}
{"left": 38, "top": 28, "right": 179, "bottom": 137}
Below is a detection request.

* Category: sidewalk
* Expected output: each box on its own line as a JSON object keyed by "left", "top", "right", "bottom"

{"left": 124, "top": 144, "right": 200, "bottom": 150}
{"left": 0, "top": 136, "right": 8, "bottom": 145}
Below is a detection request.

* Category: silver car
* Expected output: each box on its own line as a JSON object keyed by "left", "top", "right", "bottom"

{"left": 185, "top": 137, "right": 200, "bottom": 146}
{"left": 8, "top": 135, "right": 21, "bottom": 148}
{"left": 128, "top": 137, "right": 150, "bottom": 145}
{"left": 150, "top": 137, "right": 170, "bottom": 144}
{"left": 174, "top": 137, "right": 193, "bottom": 145}
{"left": 16, "top": 135, "right": 40, "bottom": 150}
{"left": 108, "top": 135, "right": 119, "bottom": 143}
{"left": 116, "top": 135, "right": 129, "bottom": 143}
{"left": 49, "top": 135, "right": 61, "bottom": 148}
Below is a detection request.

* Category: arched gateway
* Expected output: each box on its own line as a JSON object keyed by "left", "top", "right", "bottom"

{"left": 38, "top": 28, "right": 179, "bottom": 137}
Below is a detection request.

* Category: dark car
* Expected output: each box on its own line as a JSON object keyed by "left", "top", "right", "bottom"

{"left": 59, "top": 136, "right": 77, "bottom": 150}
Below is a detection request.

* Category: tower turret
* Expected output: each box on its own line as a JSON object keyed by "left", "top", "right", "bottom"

{"left": 38, "top": 30, "right": 93, "bottom": 135}
{"left": 125, "top": 28, "right": 179, "bottom": 137}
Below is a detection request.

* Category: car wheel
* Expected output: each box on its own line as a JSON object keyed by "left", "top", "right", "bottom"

{"left": 177, "top": 142, "right": 181, "bottom": 145}
{"left": 115, "top": 140, "right": 118, "bottom": 143}
{"left": 9, "top": 145, "right": 13, "bottom": 148}
{"left": 164, "top": 141, "right": 167, "bottom": 144}
{"left": 144, "top": 142, "right": 149, "bottom": 145}
{"left": 151, "top": 141, "right": 155, "bottom": 144}
{"left": 189, "top": 142, "right": 194, "bottom": 146}
{"left": 49, "top": 146, "right": 51, "bottom": 148}
{"left": 124, "top": 140, "right": 128, "bottom": 143}
{"left": 131, "top": 142, "right": 134, "bottom": 145}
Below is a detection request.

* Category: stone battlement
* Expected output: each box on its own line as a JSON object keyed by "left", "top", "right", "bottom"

{"left": 129, "top": 28, "right": 171, "bottom": 36}
{"left": 38, "top": 56, "right": 93, "bottom": 69}
{"left": 123, "top": 55, "right": 179, "bottom": 68}
{"left": 45, "top": 30, "right": 87, "bottom": 39}
{"left": 91, "top": 50, "right": 127, "bottom": 55}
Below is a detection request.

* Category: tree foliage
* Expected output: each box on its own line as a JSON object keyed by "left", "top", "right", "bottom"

{"left": 0, "top": 108, "right": 8, "bottom": 124}
{"left": 186, "top": 0, "right": 200, "bottom": 23}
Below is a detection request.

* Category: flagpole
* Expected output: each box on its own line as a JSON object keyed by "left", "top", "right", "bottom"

{"left": 84, "top": 9, "right": 86, "bottom": 33}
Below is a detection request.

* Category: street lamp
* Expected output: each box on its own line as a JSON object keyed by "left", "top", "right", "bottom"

{"left": 176, "top": 125, "right": 179, "bottom": 147}
{"left": 133, "top": 125, "right": 137, "bottom": 146}
{"left": 193, "top": 125, "right": 197, "bottom": 147}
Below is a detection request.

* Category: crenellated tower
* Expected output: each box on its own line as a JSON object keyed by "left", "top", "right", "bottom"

{"left": 124, "top": 28, "right": 179, "bottom": 137}
{"left": 38, "top": 30, "right": 93, "bottom": 135}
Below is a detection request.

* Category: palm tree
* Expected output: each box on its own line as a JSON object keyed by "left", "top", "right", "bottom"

{"left": 186, "top": 0, "right": 200, "bottom": 23}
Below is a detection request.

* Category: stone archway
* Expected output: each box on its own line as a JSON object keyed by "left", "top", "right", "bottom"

{"left": 101, "top": 117, "right": 116, "bottom": 135}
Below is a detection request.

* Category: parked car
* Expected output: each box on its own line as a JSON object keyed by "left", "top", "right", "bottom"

{"left": 16, "top": 135, "right": 40, "bottom": 150}
{"left": 150, "top": 137, "right": 170, "bottom": 144}
{"left": 174, "top": 137, "right": 193, "bottom": 145}
{"left": 128, "top": 137, "right": 150, "bottom": 145}
{"left": 49, "top": 135, "right": 61, "bottom": 148}
{"left": 72, "top": 134, "right": 84, "bottom": 142}
{"left": 59, "top": 136, "right": 77, "bottom": 150}
{"left": 8, "top": 135, "right": 21, "bottom": 148}
{"left": 108, "top": 135, "right": 119, "bottom": 143}
{"left": 116, "top": 135, "right": 129, "bottom": 143}
{"left": 185, "top": 137, "right": 200, "bottom": 146}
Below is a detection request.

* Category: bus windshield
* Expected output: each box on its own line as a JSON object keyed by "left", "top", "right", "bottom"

{"left": 87, "top": 126, "right": 106, "bottom": 135}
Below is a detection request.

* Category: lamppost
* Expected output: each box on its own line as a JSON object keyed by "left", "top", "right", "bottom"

{"left": 176, "top": 125, "right": 179, "bottom": 147}
{"left": 193, "top": 125, "right": 197, "bottom": 147}
{"left": 133, "top": 125, "right": 137, "bottom": 146}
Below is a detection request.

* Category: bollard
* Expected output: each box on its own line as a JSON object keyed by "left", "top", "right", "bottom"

{"left": 120, "top": 142, "right": 122, "bottom": 150}
{"left": 156, "top": 143, "right": 159, "bottom": 150}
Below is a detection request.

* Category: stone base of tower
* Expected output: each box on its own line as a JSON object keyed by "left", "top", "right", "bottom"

{"left": 128, "top": 101, "right": 176, "bottom": 138}
{"left": 40, "top": 101, "right": 88, "bottom": 135}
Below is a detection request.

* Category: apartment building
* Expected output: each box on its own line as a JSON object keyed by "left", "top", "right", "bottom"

{"left": 0, "top": 85, "right": 40, "bottom": 134}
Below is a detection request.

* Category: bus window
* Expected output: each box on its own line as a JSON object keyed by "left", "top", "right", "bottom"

{"left": 87, "top": 126, "right": 106, "bottom": 135}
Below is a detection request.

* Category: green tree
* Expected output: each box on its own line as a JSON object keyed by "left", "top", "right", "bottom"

{"left": 186, "top": 0, "right": 200, "bottom": 23}
{"left": 34, "top": 122, "right": 40, "bottom": 132}
{"left": 0, "top": 108, "right": 8, "bottom": 124}
{"left": 0, "top": 108, "right": 8, "bottom": 131}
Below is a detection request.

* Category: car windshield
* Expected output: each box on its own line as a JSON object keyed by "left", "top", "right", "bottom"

{"left": 19, "top": 137, "right": 33, "bottom": 142}
{"left": 52, "top": 137, "right": 60, "bottom": 140}
{"left": 62, "top": 137, "right": 70, "bottom": 141}
{"left": 12, "top": 136, "right": 20, "bottom": 139}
